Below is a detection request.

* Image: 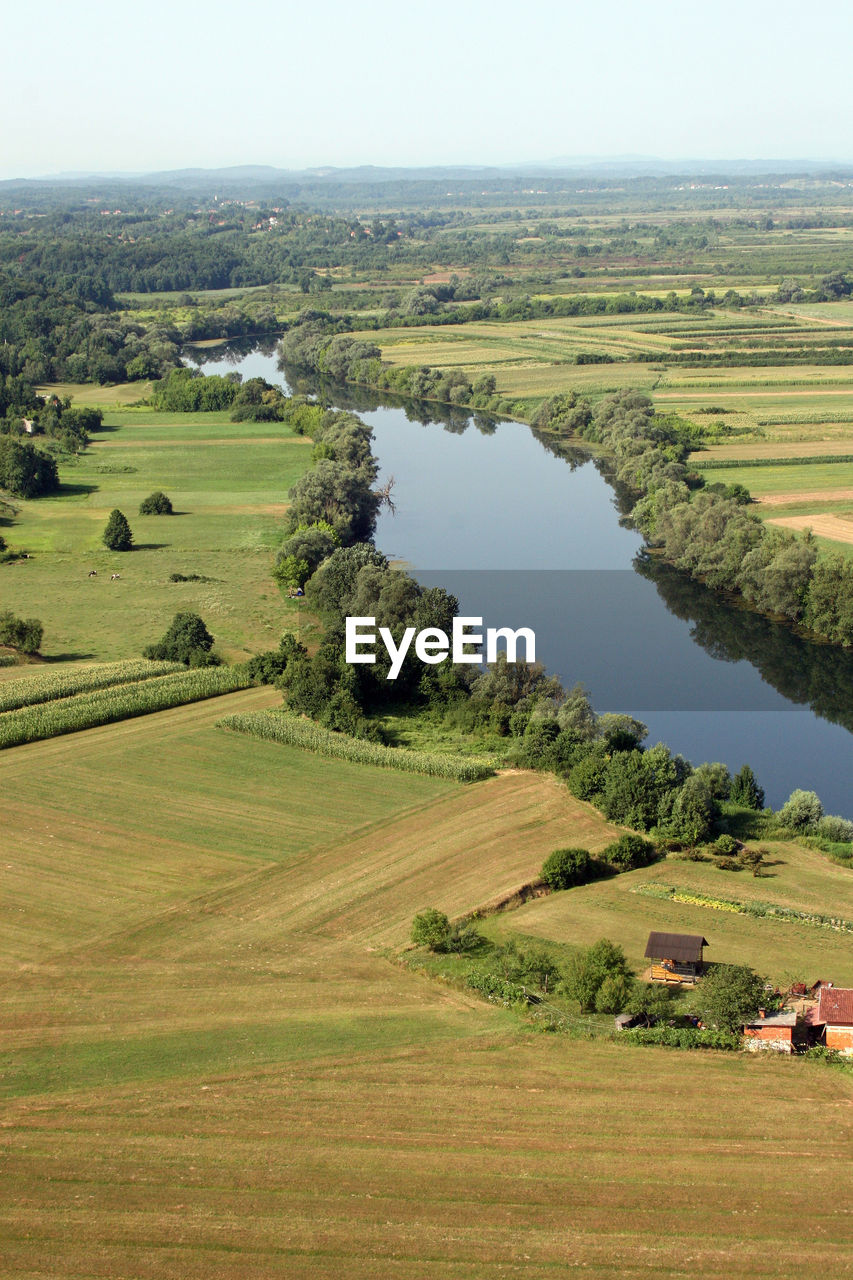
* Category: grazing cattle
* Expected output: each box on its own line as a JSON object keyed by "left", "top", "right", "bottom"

{"left": 111, "top": 573, "right": 121, "bottom": 580}
{"left": 88, "top": 570, "right": 97, "bottom": 577}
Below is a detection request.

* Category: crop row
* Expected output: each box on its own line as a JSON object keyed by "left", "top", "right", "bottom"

{"left": 699, "top": 453, "right": 853, "bottom": 469}
{"left": 217, "top": 710, "right": 494, "bottom": 781}
{"left": 0, "top": 667, "right": 250, "bottom": 749}
{"left": 0, "top": 659, "right": 184, "bottom": 713}
{"left": 633, "top": 883, "right": 853, "bottom": 933}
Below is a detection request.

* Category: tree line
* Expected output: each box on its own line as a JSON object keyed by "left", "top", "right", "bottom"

{"left": 534, "top": 388, "right": 853, "bottom": 649}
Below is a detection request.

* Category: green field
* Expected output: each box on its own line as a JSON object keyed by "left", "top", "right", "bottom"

{"left": 1, "top": 410, "right": 314, "bottom": 661}
{"left": 1, "top": 701, "right": 851, "bottom": 1277}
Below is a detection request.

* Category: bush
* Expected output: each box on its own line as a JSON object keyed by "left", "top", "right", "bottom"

{"left": 715, "top": 857, "right": 742, "bottom": 871}
{"left": 778, "top": 788, "right": 824, "bottom": 832}
{"left": 817, "top": 814, "right": 853, "bottom": 842}
{"left": 139, "top": 491, "right": 173, "bottom": 515}
{"left": 143, "top": 612, "right": 218, "bottom": 667}
{"left": 411, "top": 908, "right": 450, "bottom": 951}
{"left": 0, "top": 610, "right": 43, "bottom": 655}
{"left": 714, "top": 834, "right": 739, "bottom": 855}
{"left": 541, "top": 846, "right": 591, "bottom": 890}
{"left": 562, "top": 938, "right": 633, "bottom": 1013}
{"left": 602, "top": 833, "right": 658, "bottom": 871}
{"left": 102, "top": 508, "right": 133, "bottom": 551}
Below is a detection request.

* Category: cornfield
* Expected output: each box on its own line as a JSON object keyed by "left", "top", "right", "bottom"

{"left": 218, "top": 710, "right": 494, "bottom": 782}
{"left": 0, "top": 666, "right": 250, "bottom": 749}
{"left": 0, "top": 659, "right": 184, "bottom": 713}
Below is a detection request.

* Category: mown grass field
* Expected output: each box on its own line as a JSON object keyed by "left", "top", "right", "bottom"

{"left": 2, "top": 701, "right": 851, "bottom": 1278}
{"left": 498, "top": 844, "right": 853, "bottom": 987}
{"left": 1, "top": 409, "right": 314, "bottom": 662}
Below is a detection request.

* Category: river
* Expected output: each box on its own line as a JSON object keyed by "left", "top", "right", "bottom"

{"left": 190, "top": 339, "right": 853, "bottom": 816}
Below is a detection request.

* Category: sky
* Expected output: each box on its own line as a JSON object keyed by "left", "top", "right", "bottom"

{"left": 4, "top": 0, "right": 853, "bottom": 179}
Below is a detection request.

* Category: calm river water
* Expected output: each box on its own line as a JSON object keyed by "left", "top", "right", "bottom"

{"left": 193, "top": 340, "right": 853, "bottom": 816}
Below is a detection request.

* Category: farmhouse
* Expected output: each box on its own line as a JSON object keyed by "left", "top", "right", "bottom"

{"left": 743, "top": 1009, "right": 797, "bottom": 1054}
{"left": 817, "top": 987, "right": 853, "bottom": 1054}
{"left": 645, "top": 932, "right": 708, "bottom": 984}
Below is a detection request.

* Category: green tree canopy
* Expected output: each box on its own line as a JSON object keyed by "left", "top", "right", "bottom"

{"left": 102, "top": 508, "right": 133, "bottom": 551}
{"left": 143, "top": 612, "right": 217, "bottom": 667}
{"left": 700, "top": 964, "right": 766, "bottom": 1033}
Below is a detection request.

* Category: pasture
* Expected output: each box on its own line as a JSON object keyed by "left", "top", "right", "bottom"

{"left": 499, "top": 843, "right": 853, "bottom": 987}
{"left": 1, "top": 409, "right": 313, "bottom": 662}
{"left": 1, "top": 703, "right": 851, "bottom": 1277}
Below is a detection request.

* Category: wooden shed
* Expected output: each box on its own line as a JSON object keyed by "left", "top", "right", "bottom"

{"left": 817, "top": 987, "right": 853, "bottom": 1055}
{"left": 644, "top": 932, "right": 708, "bottom": 984}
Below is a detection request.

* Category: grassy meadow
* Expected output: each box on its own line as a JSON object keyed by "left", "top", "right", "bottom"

{"left": 1, "top": 408, "right": 314, "bottom": 661}
{"left": 2, "top": 699, "right": 852, "bottom": 1277}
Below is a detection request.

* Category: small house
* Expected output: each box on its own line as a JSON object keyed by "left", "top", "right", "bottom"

{"left": 743, "top": 1009, "right": 797, "bottom": 1054}
{"left": 817, "top": 987, "right": 853, "bottom": 1054}
{"left": 645, "top": 932, "right": 708, "bottom": 984}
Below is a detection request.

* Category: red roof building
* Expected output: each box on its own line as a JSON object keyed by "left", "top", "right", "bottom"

{"left": 818, "top": 987, "right": 853, "bottom": 1054}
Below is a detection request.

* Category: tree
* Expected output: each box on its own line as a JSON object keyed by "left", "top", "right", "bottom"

{"left": 626, "top": 981, "right": 674, "bottom": 1025}
{"left": 562, "top": 938, "right": 633, "bottom": 1013}
{"left": 410, "top": 908, "right": 450, "bottom": 951}
{"left": 143, "top": 612, "right": 217, "bottom": 666}
{"left": 601, "top": 834, "right": 658, "bottom": 871}
{"left": 778, "top": 788, "right": 823, "bottom": 832}
{"left": 102, "top": 508, "right": 133, "bottom": 551}
{"left": 541, "top": 846, "right": 591, "bottom": 890}
{"left": 700, "top": 964, "right": 766, "bottom": 1033}
{"left": 729, "top": 764, "right": 764, "bottom": 810}
{"left": 139, "top": 491, "right": 173, "bottom": 515}
{"left": 0, "top": 609, "right": 43, "bottom": 654}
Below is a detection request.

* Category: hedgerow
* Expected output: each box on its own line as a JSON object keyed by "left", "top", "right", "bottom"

{"left": 0, "top": 659, "right": 183, "bottom": 713}
{"left": 699, "top": 454, "right": 853, "bottom": 469}
{"left": 0, "top": 666, "right": 249, "bottom": 749}
{"left": 622, "top": 1024, "right": 740, "bottom": 1050}
{"left": 217, "top": 710, "right": 493, "bottom": 781}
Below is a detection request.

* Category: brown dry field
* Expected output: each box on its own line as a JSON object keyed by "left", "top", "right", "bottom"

{"left": 767, "top": 512, "right": 853, "bottom": 543}
{"left": 2, "top": 701, "right": 852, "bottom": 1277}
{"left": 755, "top": 487, "right": 853, "bottom": 506}
{"left": 693, "top": 440, "right": 853, "bottom": 460}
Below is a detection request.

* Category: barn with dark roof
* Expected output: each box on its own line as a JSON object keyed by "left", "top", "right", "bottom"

{"left": 644, "top": 932, "right": 709, "bottom": 984}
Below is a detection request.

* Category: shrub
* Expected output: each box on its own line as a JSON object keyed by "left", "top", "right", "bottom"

{"left": 594, "top": 972, "right": 634, "bottom": 1014}
{"left": 445, "top": 921, "right": 482, "bottom": 953}
{"left": 541, "top": 846, "right": 591, "bottom": 890}
{"left": 143, "top": 612, "right": 218, "bottom": 667}
{"left": 102, "top": 508, "right": 133, "bottom": 551}
{"left": 716, "top": 857, "right": 742, "bottom": 871}
{"left": 714, "top": 834, "right": 739, "bottom": 855}
{"left": 0, "top": 610, "right": 43, "bottom": 655}
{"left": 411, "top": 908, "right": 450, "bottom": 951}
{"left": 562, "top": 938, "right": 633, "bottom": 1013}
{"left": 602, "top": 833, "right": 658, "bottom": 871}
{"left": 139, "top": 491, "right": 173, "bottom": 515}
{"left": 817, "top": 814, "right": 853, "bottom": 842}
{"left": 778, "top": 788, "right": 824, "bottom": 832}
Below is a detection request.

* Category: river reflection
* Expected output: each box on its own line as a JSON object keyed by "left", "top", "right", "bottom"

{"left": 193, "top": 339, "right": 853, "bottom": 814}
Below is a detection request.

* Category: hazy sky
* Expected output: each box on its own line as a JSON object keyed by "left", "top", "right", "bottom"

{"left": 4, "top": 0, "right": 853, "bottom": 178}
